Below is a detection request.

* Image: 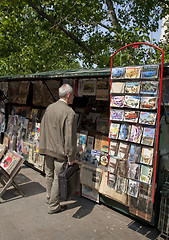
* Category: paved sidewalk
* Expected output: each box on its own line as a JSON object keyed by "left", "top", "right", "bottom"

{"left": 0, "top": 165, "right": 164, "bottom": 240}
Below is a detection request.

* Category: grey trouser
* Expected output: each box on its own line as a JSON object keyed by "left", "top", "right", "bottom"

{"left": 45, "top": 155, "right": 65, "bottom": 212}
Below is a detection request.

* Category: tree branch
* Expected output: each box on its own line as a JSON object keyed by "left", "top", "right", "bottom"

{"left": 105, "top": 0, "right": 121, "bottom": 30}
{"left": 26, "top": 0, "right": 96, "bottom": 56}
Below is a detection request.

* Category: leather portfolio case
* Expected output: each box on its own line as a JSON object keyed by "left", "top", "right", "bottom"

{"left": 58, "top": 163, "right": 80, "bottom": 201}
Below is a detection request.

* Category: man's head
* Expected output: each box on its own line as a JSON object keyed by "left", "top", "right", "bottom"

{"left": 59, "top": 84, "right": 74, "bottom": 105}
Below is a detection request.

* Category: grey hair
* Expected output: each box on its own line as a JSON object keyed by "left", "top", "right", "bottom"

{"left": 59, "top": 84, "right": 73, "bottom": 98}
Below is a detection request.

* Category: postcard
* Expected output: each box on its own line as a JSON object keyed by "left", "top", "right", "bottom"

{"left": 111, "top": 67, "right": 125, "bottom": 79}
{"left": 109, "top": 123, "right": 120, "bottom": 139}
{"left": 139, "top": 112, "right": 157, "bottom": 125}
{"left": 110, "top": 109, "right": 124, "bottom": 121}
{"left": 109, "top": 140, "right": 119, "bottom": 156}
{"left": 128, "top": 163, "right": 140, "bottom": 181}
{"left": 140, "top": 81, "right": 158, "bottom": 94}
{"left": 116, "top": 176, "right": 128, "bottom": 194}
{"left": 125, "top": 66, "right": 142, "bottom": 79}
{"left": 128, "top": 144, "right": 142, "bottom": 163}
{"left": 118, "top": 160, "right": 129, "bottom": 178}
{"left": 140, "top": 97, "right": 157, "bottom": 110}
{"left": 141, "top": 65, "right": 159, "bottom": 79}
{"left": 124, "top": 95, "right": 140, "bottom": 109}
{"left": 100, "top": 151, "right": 108, "bottom": 166}
{"left": 124, "top": 110, "right": 139, "bottom": 123}
{"left": 141, "top": 127, "right": 155, "bottom": 146}
{"left": 125, "top": 82, "right": 140, "bottom": 94}
{"left": 110, "top": 82, "right": 125, "bottom": 93}
{"left": 140, "top": 147, "right": 154, "bottom": 165}
{"left": 110, "top": 96, "right": 124, "bottom": 108}
{"left": 94, "top": 134, "right": 102, "bottom": 151}
{"left": 108, "top": 156, "right": 118, "bottom": 174}
{"left": 118, "top": 123, "right": 131, "bottom": 141}
{"left": 129, "top": 125, "right": 143, "bottom": 143}
{"left": 127, "top": 179, "right": 139, "bottom": 198}
{"left": 108, "top": 173, "right": 117, "bottom": 189}
{"left": 140, "top": 165, "right": 153, "bottom": 184}
{"left": 117, "top": 142, "right": 130, "bottom": 160}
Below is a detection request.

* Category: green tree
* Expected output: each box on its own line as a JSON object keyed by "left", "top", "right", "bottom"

{"left": 0, "top": 0, "right": 166, "bottom": 75}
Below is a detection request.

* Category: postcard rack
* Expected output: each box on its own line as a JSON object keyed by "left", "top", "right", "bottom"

{"left": 107, "top": 42, "right": 164, "bottom": 222}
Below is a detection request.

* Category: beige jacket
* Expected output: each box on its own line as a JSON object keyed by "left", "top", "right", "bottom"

{"left": 39, "top": 100, "right": 77, "bottom": 162}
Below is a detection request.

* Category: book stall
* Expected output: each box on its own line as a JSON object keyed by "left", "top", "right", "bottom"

{"left": 0, "top": 43, "right": 168, "bottom": 228}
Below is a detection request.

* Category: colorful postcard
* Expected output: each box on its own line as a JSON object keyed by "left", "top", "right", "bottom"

{"left": 124, "top": 110, "right": 139, "bottom": 123}
{"left": 141, "top": 127, "right": 155, "bottom": 146}
{"left": 139, "top": 112, "right": 157, "bottom": 125}
{"left": 117, "top": 142, "right": 130, "bottom": 161}
{"left": 109, "top": 140, "right": 119, "bottom": 156}
{"left": 118, "top": 123, "right": 131, "bottom": 141}
{"left": 125, "top": 66, "right": 142, "bottom": 79}
{"left": 141, "top": 65, "right": 159, "bottom": 79}
{"left": 128, "top": 144, "right": 142, "bottom": 163}
{"left": 110, "top": 109, "right": 124, "bottom": 121}
{"left": 111, "top": 67, "right": 125, "bottom": 79}
{"left": 127, "top": 179, "right": 139, "bottom": 198}
{"left": 128, "top": 163, "right": 140, "bottom": 181}
{"left": 140, "top": 97, "right": 157, "bottom": 110}
{"left": 109, "top": 123, "right": 120, "bottom": 139}
{"left": 108, "top": 173, "right": 117, "bottom": 189}
{"left": 129, "top": 125, "right": 143, "bottom": 143}
{"left": 125, "top": 82, "right": 140, "bottom": 94}
{"left": 110, "top": 82, "right": 125, "bottom": 93}
{"left": 140, "top": 165, "right": 153, "bottom": 184}
{"left": 108, "top": 156, "right": 118, "bottom": 174}
{"left": 124, "top": 95, "right": 140, "bottom": 109}
{"left": 110, "top": 95, "right": 124, "bottom": 108}
{"left": 118, "top": 160, "right": 129, "bottom": 178}
{"left": 140, "top": 147, "right": 154, "bottom": 165}
{"left": 140, "top": 81, "right": 158, "bottom": 94}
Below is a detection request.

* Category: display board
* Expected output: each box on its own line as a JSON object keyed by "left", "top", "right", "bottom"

{"left": 107, "top": 42, "right": 164, "bottom": 222}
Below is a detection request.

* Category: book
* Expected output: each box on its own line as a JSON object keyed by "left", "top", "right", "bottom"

{"left": 124, "top": 110, "right": 139, "bottom": 123}
{"left": 109, "top": 123, "right": 120, "bottom": 139}
{"left": 140, "top": 165, "right": 153, "bottom": 184}
{"left": 128, "top": 144, "right": 142, "bottom": 163}
{"left": 86, "top": 136, "right": 95, "bottom": 150}
{"left": 110, "top": 96, "right": 124, "bottom": 108}
{"left": 124, "top": 95, "right": 140, "bottom": 109}
{"left": 116, "top": 176, "right": 128, "bottom": 194}
{"left": 110, "top": 82, "right": 125, "bottom": 93}
{"left": 139, "top": 112, "right": 157, "bottom": 125}
{"left": 118, "top": 160, "right": 129, "bottom": 178}
{"left": 94, "top": 135, "right": 102, "bottom": 151}
{"left": 118, "top": 123, "right": 131, "bottom": 141}
{"left": 108, "top": 173, "right": 117, "bottom": 189}
{"left": 108, "top": 156, "right": 118, "bottom": 174}
{"left": 0, "top": 150, "right": 23, "bottom": 175}
{"left": 125, "top": 66, "right": 142, "bottom": 79}
{"left": 141, "top": 127, "right": 155, "bottom": 147}
{"left": 111, "top": 67, "right": 125, "bottom": 79}
{"left": 101, "top": 135, "right": 109, "bottom": 153}
{"left": 128, "top": 163, "right": 140, "bottom": 180}
{"left": 109, "top": 140, "right": 119, "bottom": 156}
{"left": 117, "top": 142, "right": 130, "bottom": 160}
{"left": 140, "top": 81, "right": 158, "bottom": 94}
{"left": 110, "top": 109, "right": 124, "bottom": 121}
{"left": 127, "top": 179, "right": 139, "bottom": 198}
{"left": 125, "top": 82, "right": 140, "bottom": 94}
{"left": 141, "top": 65, "right": 159, "bottom": 79}
{"left": 140, "top": 97, "right": 157, "bottom": 110}
{"left": 100, "top": 151, "right": 108, "bottom": 166}
{"left": 140, "top": 147, "right": 154, "bottom": 165}
{"left": 96, "top": 118, "right": 109, "bottom": 134}
{"left": 129, "top": 125, "right": 143, "bottom": 143}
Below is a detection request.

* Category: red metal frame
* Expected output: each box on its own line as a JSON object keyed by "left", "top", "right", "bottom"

{"left": 109, "top": 42, "right": 164, "bottom": 204}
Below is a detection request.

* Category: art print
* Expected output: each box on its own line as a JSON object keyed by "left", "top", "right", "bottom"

{"left": 141, "top": 65, "right": 159, "bottom": 79}
{"left": 139, "top": 112, "right": 157, "bottom": 125}
{"left": 124, "top": 95, "right": 140, "bottom": 109}
{"left": 125, "top": 66, "right": 142, "bottom": 79}
{"left": 116, "top": 176, "right": 128, "bottom": 194}
{"left": 128, "top": 163, "right": 140, "bottom": 181}
{"left": 128, "top": 144, "right": 141, "bottom": 163}
{"left": 117, "top": 142, "right": 130, "bottom": 160}
{"left": 118, "top": 160, "right": 129, "bottom": 178}
{"left": 109, "top": 123, "right": 120, "bottom": 139}
{"left": 129, "top": 125, "right": 143, "bottom": 143}
{"left": 141, "top": 127, "right": 155, "bottom": 146}
{"left": 108, "top": 156, "right": 118, "bottom": 174}
{"left": 118, "top": 123, "right": 131, "bottom": 141}
{"left": 108, "top": 173, "right": 117, "bottom": 189}
{"left": 125, "top": 82, "right": 140, "bottom": 94}
{"left": 140, "top": 165, "right": 153, "bottom": 184}
{"left": 124, "top": 110, "right": 139, "bottom": 123}
{"left": 140, "top": 147, "right": 154, "bottom": 166}
{"left": 127, "top": 179, "right": 139, "bottom": 198}
{"left": 111, "top": 67, "right": 125, "bottom": 79}
{"left": 110, "top": 96, "right": 124, "bottom": 108}
{"left": 110, "top": 109, "right": 124, "bottom": 121}
{"left": 140, "top": 81, "right": 158, "bottom": 94}
{"left": 109, "top": 140, "right": 119, "bottom": 156}
{"left": 140, "top": 97, "right": 157, "bottom": 110}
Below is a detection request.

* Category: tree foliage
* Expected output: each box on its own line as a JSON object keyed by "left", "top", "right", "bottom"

{"left": 0, "top": 0, "right": 167, "bottom": 75}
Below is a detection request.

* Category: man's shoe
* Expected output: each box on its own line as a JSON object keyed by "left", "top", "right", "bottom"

{"left": 61, "top": 205, "right": 67, "bottom": 211}
{"left": 48, "top": 205, "right": 67, "bottom": 214}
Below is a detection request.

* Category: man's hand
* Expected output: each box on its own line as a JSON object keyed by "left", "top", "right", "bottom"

{"left": 68, "top": 159, "right": 79, "bottom": 165}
